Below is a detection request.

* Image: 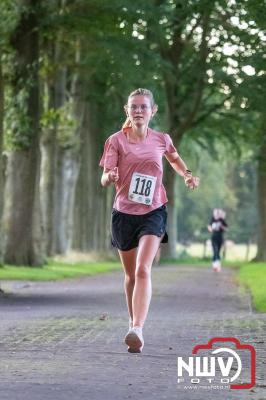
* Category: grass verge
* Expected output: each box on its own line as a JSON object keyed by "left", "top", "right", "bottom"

{"left": 237, "top": 262, "right": 266, "bottom": 313}
{"left": 0, "top": 260, "right": 121, "bottom": 281}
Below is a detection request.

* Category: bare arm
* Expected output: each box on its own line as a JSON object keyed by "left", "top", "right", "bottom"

{"left": 165, "top": 152, "right": 200, "bottom": 189}
{"left": 220, "top": 222, "right": 228, "bottom": 231}
{"left": 207, "top": 225, "right": 212, "bottom": 232}
{"left": 165, "top": 152, "right": 189, "bottom": 177}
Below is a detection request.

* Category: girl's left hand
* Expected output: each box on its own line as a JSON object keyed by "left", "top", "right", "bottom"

{"left": 184, "top": 175, "right": 200, "bottom": 190}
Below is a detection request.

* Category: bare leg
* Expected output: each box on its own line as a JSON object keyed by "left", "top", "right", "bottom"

{"left": 118, "top": 247, "right": 137, "bottom": 322}
{"left": 133, "top": 235, "right": 162, "bottom": 328}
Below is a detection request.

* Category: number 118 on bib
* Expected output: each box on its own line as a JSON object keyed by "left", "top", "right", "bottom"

{"left": 128, "top": 172, "right": 157, "bottom": 205}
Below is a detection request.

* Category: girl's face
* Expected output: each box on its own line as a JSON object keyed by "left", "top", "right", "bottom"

{"left": 125, "top": 95, "right": 157, "bottom": 128}
{"left": 213, "top": 208, "right": 219, "bottom": 219}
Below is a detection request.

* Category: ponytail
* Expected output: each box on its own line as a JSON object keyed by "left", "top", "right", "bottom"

{"left": 122, "top": 116, "right": 132, "bottom": 130}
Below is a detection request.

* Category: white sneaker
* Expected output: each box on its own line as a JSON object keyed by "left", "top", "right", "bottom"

{"left": 125, "top": 326, "right": 144, "bottom": 353}
{"left": 129, "top": 318, "right": 133, "bottom": 330}
{"left": 212, "top": 260, "right": 221, "bottom": 272}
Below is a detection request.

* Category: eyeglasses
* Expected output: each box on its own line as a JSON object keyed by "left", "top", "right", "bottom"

{"left": 127, "top": 104, "right": 151, "bottom": 112}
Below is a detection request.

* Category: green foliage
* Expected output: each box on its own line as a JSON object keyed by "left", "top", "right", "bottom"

{"left": 4, "top": 84, "right": 33, "bottom": 149}
{"left": 2, "top": 1, "right": 41, "bottom": 151}
{"left": 0, "top": 0, "right": 20, "bottom": 50}
{"left": 41, "top": 102, "right": 79, "bottom": 150}
{"left": 175, "top": 139, "right": 257, "bottom": 244}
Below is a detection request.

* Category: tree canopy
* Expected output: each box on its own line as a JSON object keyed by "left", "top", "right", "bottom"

{"left": 0, "top": 0, "right": 265, "bottom": 264}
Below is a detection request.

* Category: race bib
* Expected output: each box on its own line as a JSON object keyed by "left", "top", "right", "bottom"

{"left": 128, "top": 172, "right": 157, "bottom": 205}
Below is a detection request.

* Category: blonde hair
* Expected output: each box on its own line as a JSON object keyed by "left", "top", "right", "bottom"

{"left": 122, "top": 88, "right": 156, "bottom": 130}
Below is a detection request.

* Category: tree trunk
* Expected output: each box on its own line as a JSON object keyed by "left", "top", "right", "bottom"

{"left": 161, "top": 162, "right": 178, "bottom": 259}
{"left": 40, "top": 41, "right": 67, "bottom": 256}
{"left": 255, "top": 124, "right": 266, "bottom": 260}
{"left": 0, "top": 63, "right": 4, "bottom": 264}
{"left": 245, "top": 239, "right": 251, "bottom": 262}
{"left": 72, "top": 100, "right": 94, "bottom": 251}
{"left": 73, "top": 97, "right": 114, "bottom": 253}
{"left": 54, "top": 148, "right": 80, "bottom": 253}
{"left": 104, "top": 185, "right": 115, "bottom": 250}
{"left": 53, "top": 68, "right": 84, "bottom": 254}
{"left": 40, "top": 129, "right": 58, "bottom": 256}
{"left": 4, "top": 0, "right": 43, "bottom": 266}
{"left": 160, "top": 9, "right": 211, "bottom": 259}
{"left": 4, "top": 150, "right": 43, "bottom": 265}
{"left": 88, "top": 121, "right": 111, "bottom": 252}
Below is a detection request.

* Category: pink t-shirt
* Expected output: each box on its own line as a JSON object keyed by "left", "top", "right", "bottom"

{"left": 99, "top": 128, "right": 178, "bottom": 215}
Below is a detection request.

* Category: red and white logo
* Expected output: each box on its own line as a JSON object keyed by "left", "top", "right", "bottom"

{"left": 177, "top": 337, "right": 256, "bottom": 390}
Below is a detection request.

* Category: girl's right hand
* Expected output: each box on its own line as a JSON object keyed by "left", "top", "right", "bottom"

{"left": 108, "top": 167, "right": 119, "bottom": 183}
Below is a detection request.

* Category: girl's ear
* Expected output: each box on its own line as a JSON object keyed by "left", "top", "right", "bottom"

{"left": 124, "top": 105, "right": 128, "bottom": 116}
{"left": 152, "top": 104, "right": 158, "bottom": 117}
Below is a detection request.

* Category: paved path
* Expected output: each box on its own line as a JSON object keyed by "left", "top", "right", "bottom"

{"left": 0, "top": 265, "right": 265, "bottom": 400}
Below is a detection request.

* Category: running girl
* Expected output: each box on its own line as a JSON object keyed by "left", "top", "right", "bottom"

{"left": 99, "top": 88, "right": 199, "bottom": 353}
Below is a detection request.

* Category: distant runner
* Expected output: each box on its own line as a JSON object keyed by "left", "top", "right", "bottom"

{"left": 208, "top": 208, "right": 228, "bottom": 272}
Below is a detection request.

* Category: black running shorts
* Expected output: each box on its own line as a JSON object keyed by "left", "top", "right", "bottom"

{"left": 111, "top": 205, "right": 168, "bottom": 251}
